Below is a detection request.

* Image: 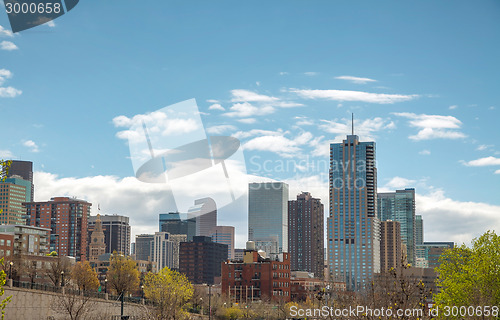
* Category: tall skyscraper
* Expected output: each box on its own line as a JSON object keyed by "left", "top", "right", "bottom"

{"left": 88, "top": 214, "right": 131, "bottom": 255}
{"left": 135, "top": 234, "right": 155, "bottom": 261}
{"left": 380, "top": 220, "right": 402, "bottom": 271}
{"left": 288, "top": 192, "right": 324, "bottom": 279}
{"left": 88, "top": 215, "right": 106, "bottom": 262}
{"left": 7, "top": 160, "right": 34, "bottom": 202}
{"left": 328, "top": 133, "right": 380, "bottom": 291}
{"left": 189, "top": 197, "right": 217, "bottom": 237}
{"left": 378, "top": 189, "right": 416, "bottom": 265}
{"left": 159, "top": 212, "right": 196, "bottom": 241}
{"left": 0, "top": 176, "right": 31, "bottom": 225}
{"left": 25, "top": 197, "right": 91, "bottom": 261}
{"left": 210, "top": 226, "right": 235, "bottom": 260}
{"left": 248, "top": 182, "right": 289, "bottom": 254}
{"left": 415, "top": 215, "right": 423, "bottom": 245}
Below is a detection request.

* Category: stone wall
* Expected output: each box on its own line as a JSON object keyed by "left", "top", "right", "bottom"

{"left": 3, "top": 285, "right": 148, "bottom": 320}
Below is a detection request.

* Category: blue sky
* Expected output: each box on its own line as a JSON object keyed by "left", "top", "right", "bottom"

{"left": 1, "top": 1, "right": 499, "bottom": 247}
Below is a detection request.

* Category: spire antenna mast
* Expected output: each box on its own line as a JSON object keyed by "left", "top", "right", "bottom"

{"left": 352, "top": 113, "right": 354, "bottom": 135}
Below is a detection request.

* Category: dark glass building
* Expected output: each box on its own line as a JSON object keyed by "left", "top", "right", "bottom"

{"left": 179, "top": 236, "right": 227, "bottom": 284}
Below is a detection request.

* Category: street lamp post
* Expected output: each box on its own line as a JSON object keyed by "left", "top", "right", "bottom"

{"left": 9, "top": 262, "right": 13, "bottom": 279}
{"left": 104, "top": 279, "right": 107, "bottom": 293}
{"left": 208, "top": 284, "right": 212, "bottom": 320}
{"left": 60, "top": 271, "right": 65, "bottom": 287}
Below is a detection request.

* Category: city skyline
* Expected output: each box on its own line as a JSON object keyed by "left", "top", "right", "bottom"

{"left": 1, "top": 1, "right": 499, "bottom": 248}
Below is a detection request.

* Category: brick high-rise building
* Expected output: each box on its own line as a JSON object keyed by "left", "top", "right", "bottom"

{"left": 288, "top": 192, "right": 324, "bottom": 279}
{"left": 380, "top": 220, "right": 402, "bottom": 272}
{"left": 179, "top": 236, "right": 227, "bottom": 285}
{"left": 88, "top": 214, "right": 130, "bottom": 255}
{"left": 221, "top": 243, "right": 291, "bottom": 303}
{"left": 25, "top": 197, "right": 91, "bottom": 261}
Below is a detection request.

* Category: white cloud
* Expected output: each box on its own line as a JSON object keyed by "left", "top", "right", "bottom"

{"left": 476, "top": 145, "right": 492, "bottom": 151}
{"left": 0, "top": 69, "right": 13, "bottom": 85}
{"left": 393, "top": 112, "right": 466, "bottom": 141}
{"left": 0, "top": 41, "right": 18, "bottom": 51}
{"left": 237, "top": 118, "right": 256, "bottom": 124}
{"left": 279, "top": 72, "right": 289, "bottom": 76}
{"left": 208, "top": 104, "right": 225, "bottom": 111}
{"left": 231, "top": 89, "right": 279, "bottom": 103}
{"left": 319, "top": 117, "right": 395, "bottom": 142}
{"left": 240, "top": 129, "right": 315, "bottom": 158}
{"left": 0, "top": 150, "right": 14, "bottom": 158}
{"left": 294, "top": 116, "right": 314, "bottom": 126}
{"left": 449, "top": 105, "right": 458, "bottom": 110}
{"left": 490, "top": 106, "right": 496, "bottom": 110}
{"left": 223, "top": 102, "right": 275, "bottom": 118}
{"left": 46, "top": 21, "right": 56, "bottom": 27}
{"left": 291, "top": 88, "right": 418, "bottom": 104}
{"left": 0, "top": 86, "right": 22, "bottom": 98}
{"left": 495, "top": 169, "right": 500, "bottom": 175}
{"left": 417, "top": 189, "right": 500, "bottom": 244}
{"left": 419, "top": 150, "right": 431, "bottom": 155}
{"left": 0, "top": 25, "right": 13, "bottom": 38}
{"left": 384, "top": 176, "right": 417, "bottom": 190}
{"left": 462, "top": 156, "right": 500, "bottom": 167}
{"left": 206, "top": 99, "right": 219, "bottom": 103}
{"left": 23, "top": 140, "right": 40, "bottom": 153}
{"left": 206, "top": 125, "right": 237, "bottom": 135}
{"left": 304, "top": 72, "right": 318, "bottom": 76}
{"left": 335, "top": 75, "right": 377, "bottom": 84}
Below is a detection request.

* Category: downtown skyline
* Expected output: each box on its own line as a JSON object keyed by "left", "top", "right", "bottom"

{"left": 1, "top": 1, "right": 499, "bottom": 248}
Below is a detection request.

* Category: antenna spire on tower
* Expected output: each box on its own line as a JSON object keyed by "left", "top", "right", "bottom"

{"left": 352, "top": 113, "right": 354, "bottom": 135}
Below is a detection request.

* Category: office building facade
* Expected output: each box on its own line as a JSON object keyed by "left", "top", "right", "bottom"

{"left": 179, "top": 236, "right": 227, "bottom": 285}
{"left": 152, "top": 232, "right": 186, "bottom": 270}
{"left": 288, "top": 192, "right": 324, "bottom": 279}
{"left": 88, "top": 214, "right": 131, "bottom": 255}
{"left": 327, "top": 134, "right": 380, "bottom": 291}
{"left": 188, "top": 197, "right": 217, "bottom": 237}
{"left": 25, "top": 197, "right": 91, "bottom": 261}
{"left": 7, "top": 160, "right": 34, "bottom": 202}
{"left": 159, "top": 212, "right": 196, "bottom": 241}
{"left": 0, "top": 178, "right": 30, "bottom": 225}
{"left": 248, "top": 182, "right": 289, "bottom": 254}
{"left": 380, "top": 220, "right": 402, "bottom": 271}
{"left": 135, "top": 234, "right": 155, "bottom": 261}
{"left": 378, "top": 189, "right": 416, "bottom": 265}
{"left": 210, "top": 226, "right": 235, "bottom": 260}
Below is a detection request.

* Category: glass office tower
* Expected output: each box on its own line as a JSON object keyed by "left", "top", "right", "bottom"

{"left": 327, "top": 134, "right": 380, "bottom": 291}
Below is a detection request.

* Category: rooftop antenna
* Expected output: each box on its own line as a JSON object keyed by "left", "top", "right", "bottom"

{"left": 351, "top": 113, "right": 354, "bottom": 135}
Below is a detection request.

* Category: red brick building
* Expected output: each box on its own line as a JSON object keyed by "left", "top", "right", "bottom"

{"left": 24, "top": 197, "right": 91, "bottom": 261}
{"left": 221, "top": 247, "right": 291, "bottom": 303}
{"left": 0, "top": 233, "right": 14, "bottom": 261}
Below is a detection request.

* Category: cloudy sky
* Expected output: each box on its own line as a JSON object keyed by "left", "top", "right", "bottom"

{"left": 1, "top": 1, "right": 499, "bottom": 248}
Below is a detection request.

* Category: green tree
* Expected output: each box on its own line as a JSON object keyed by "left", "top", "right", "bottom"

{"left": 435, "top": 230, "right": 500, "bottom": 319}
{"left": 0, "top": 160, "right": 12, "bottom": 319}
{"left": 72, "top": 261, "right": 99, "bottom": 291}
{"left": 107, "top": 252, "right": 140, "bottom": 296}
{"left": 143, "top": 267, "right": 193, "bottom": 320}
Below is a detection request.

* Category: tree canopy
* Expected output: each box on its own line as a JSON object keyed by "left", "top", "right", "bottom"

{"left": 435, "top": 230, "right": 500, "bottom": 318}
{"left": 72, "top": 261, "right": 99, "bottom": 291}
{"left": 107, "top": 253, "right": 140, "bottom": 295}
{"left": 143, "top": 267, "right": 193, "bottom": 320}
